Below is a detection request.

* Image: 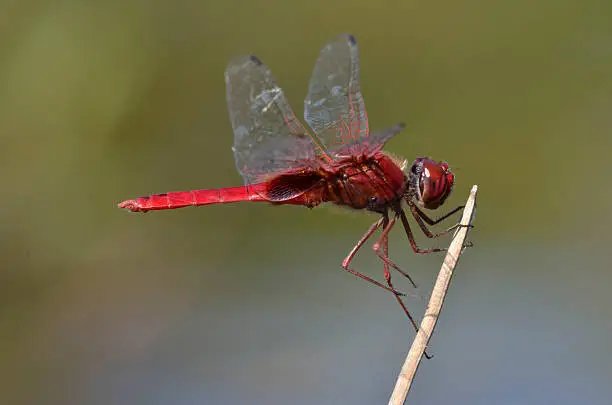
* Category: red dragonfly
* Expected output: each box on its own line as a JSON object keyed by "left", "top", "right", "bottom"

{"left": 119, "top": 34, "right": 463, "bottom": 338}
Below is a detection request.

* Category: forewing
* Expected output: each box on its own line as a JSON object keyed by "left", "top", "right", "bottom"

{"left": 305, "top": 34, "right": 385, "bottom": 158}
{"left": 226, "top": 55, "right": 321, "bottom": 194}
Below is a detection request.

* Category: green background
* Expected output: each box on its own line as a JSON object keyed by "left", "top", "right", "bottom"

{"left": 2, "top": 1, "right": 611, "bottom": 404}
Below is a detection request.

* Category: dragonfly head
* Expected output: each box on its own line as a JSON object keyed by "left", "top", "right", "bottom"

{"left": 407, "top": 158, "right": 454, "bottom": 210}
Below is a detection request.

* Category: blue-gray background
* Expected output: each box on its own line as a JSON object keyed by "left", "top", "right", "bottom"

{"left": 2, "top": 1, "right": 611, "bottom": 404}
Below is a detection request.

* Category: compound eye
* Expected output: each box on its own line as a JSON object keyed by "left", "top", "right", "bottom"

{"left": 418, "top": 160, "right": 453, "bottom": 209}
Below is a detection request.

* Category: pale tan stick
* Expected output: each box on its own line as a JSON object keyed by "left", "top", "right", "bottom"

{"left": 388, "top": 185, "right": 478, "bottom": 405}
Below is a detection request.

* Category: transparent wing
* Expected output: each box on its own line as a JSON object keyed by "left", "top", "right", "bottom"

{"left": 367, "top": 122, "right": 407, "bottom": 154}
{"left": 226, "top": 55, "right": 323, "bottom": 192}
{"left": 305, "top": 34, "right": 397, "bottom": 158}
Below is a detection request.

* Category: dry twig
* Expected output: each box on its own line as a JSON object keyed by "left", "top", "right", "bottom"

{"left": 388, "top": 185, "right": 478, "bottom": 405}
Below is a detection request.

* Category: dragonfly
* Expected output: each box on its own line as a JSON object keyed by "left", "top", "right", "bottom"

{"left": 119, "top": 34, "right": 464, "bottom": 344}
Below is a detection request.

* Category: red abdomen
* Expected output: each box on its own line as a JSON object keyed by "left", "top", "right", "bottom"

{"left": 118, "top": 185, "right": 268, "bottom": 212}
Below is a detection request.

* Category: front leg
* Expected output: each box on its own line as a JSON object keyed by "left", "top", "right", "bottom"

{"left": 410, "top": 204, "right": 473, "bottom": 239}
{"left": 413, "top": 205, "right": 464, "bottom": 226}
{"left": 399, "top": 209, "right": 446, "bottom": 254}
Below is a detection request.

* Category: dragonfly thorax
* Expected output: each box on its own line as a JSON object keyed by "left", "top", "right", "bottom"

{"left": 315, "top": 152, "right": 408, "bottom": 213}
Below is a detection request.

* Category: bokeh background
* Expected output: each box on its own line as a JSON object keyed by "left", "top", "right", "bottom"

{"left": 2, "top": 1, "right": 611, "bottom": 404}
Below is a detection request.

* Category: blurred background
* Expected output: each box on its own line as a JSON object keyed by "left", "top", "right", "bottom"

{"left": 1, "top": 1, "right": 611, "bottom": 404}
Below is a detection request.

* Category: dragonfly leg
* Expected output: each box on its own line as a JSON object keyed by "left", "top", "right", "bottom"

{"left": 371, "top": 216, "right": 418, "bottom": 289}
{"left": 414, "top": 205, "right": 464, "bottom": 226}
{"left": 399, "top": 209, "right": 446, "bottom": 254}
{"left": 341, "top": 217, "right": 406, "bottom": 297}
{"left": 410, "top": 204, "right": 472, "bottom": 238}
{"left": 377, "top": 214, "right": 433, "bottom": 359}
